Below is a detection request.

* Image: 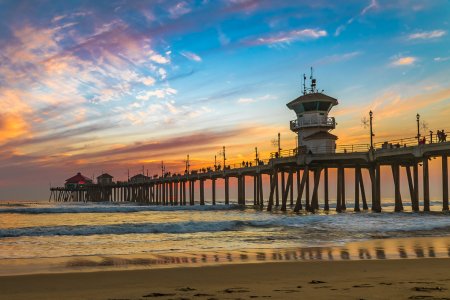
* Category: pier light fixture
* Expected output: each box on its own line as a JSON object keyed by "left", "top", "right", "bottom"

{"left": 287, "top": 68, "right": 338, "bottom": 154}
{"left": 416, "top": 113, "right": 421, "bottom": 144}
{"left": 278, "top": 133, "right": 281, "bottom": 155}
{"left": 271, "top": 134, "right": 282, "bottom": 156}
{"left": 218, "top": 146, "right": 226, "bottom": 169}
{"left": 185, "top": 155, "right": 190, "bottom": 174}
{"left": 369, "top": 110, "right": 374, "bottom": 150}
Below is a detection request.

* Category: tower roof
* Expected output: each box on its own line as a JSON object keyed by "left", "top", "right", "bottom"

{"left": 65, "top": 172, "right": 93, "bottom": 184}
{"left": 97, "top": 173, "right": 113, "bottom": 179}
{"left": 303, "top": 131, "right": 338, "bottom": 141}
{"left": 286, "top": 92, "right": 338, "bottom": 109}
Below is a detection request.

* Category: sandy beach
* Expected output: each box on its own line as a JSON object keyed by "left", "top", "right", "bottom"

{"left": 1, "top": 258, "right": 449, "bottom": 300}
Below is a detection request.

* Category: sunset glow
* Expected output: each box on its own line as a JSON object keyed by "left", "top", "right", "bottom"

{"left": 0, "top": 0, "right": 449, "bottom": 200}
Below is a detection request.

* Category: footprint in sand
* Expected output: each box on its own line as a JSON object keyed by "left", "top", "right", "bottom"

{"left": 177, "top": 287, "right": 197, "bottom": 292}
{"left": 221, "top": 287, "right": 250, "bottom": 293}
{"left": 412, "top": 286, "right": 447, "bottom": 292}
{"left": 352, "top": 284, "right": 374, "bottom": 288}
{"left": 309, "top": 280, "right": 326, "bottom": 284}
{"left": 273, "top": 289, "right": 300, "bottom": 293}
{"left": 143, "top": 292, "right": 176, "bottom": 297}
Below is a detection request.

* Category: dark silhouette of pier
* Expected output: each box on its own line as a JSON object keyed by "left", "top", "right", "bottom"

{"left": 49, "top": 134, "right": 450, "bottom": 213}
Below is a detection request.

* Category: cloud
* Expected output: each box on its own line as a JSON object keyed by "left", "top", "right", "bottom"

{"left": 3, "top": 122, "right": 117, "bottom": 149}
{"left": 434, "top": 57, "right": 450, "bottom": 62}
{"left": 371, "top": 88, "right": 450, "bottom": 120}
{"left": 149, "top": 53, "right": 170, "bottom": 64}
{"left": 314, "top": 51, "right": 362, "bottom": 65}
{"left": 237, "top": 97, "right": 256, "bottom": 104}
{"left": 244, "top": 28, "right": 327, "bottom": 46}
{"left": 237, "top": 94, "right": 276, "bottom": 104}
{"left": 361, "top": 0, "right": 378, "bottom": 15}
{"left": 139, "top": 76, "right": 156, "bottom": 86}
{"left": 158, "top": 68, "right": 167, "bottom": 79}
{"left": 408, "top": 30, "right": 446, "bottom": 40}
{"left": 136, "top": 88, "right": 178, "bottom": 101}
{"left": 180, "top": 51, "right": 202, "bottom": 62}
{"left": 0, "top": 113, "right": 29, "bottom": 144}
{"left": 391, "top": 56, "right": 417, "bottom": 66}
{"left": 335, "top": 0, "right": 378, "bottom": 36}
{"left": 168, "top": 1, "right": 191, "bottom": 18}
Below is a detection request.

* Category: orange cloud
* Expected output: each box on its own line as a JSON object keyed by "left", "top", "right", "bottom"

{"left": 0, "top": 89, "right": 32, "bottom": 144}
{"left": 391, "top": 56, "right": 417, "bottom": 66}
{"left": 0, "top": 113, "right": 29, "bottom": 143}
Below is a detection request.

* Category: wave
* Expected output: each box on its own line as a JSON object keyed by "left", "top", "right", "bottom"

{"left": 0, "top": 220, "right": 261, "bottom": 238}
{"left": 0, "top": 204, "right": 241, "bottom": 215}
{"left": 2, "top": 213, "right": 450, "bottom": 238}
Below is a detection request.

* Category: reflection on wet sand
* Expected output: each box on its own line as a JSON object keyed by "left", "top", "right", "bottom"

{"left": 63, "top": 236, "right": 450, "bottom": 273}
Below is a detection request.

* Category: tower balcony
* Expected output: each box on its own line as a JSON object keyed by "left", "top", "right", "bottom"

{"left": 290, "top": 116, "right": 336, "bottom": 131}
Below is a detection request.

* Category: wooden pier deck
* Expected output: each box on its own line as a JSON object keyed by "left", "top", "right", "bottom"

{"left": 50, "top": 140, "right": 450, "bottom": 213}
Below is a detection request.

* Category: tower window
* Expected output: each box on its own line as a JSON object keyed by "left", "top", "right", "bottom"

{"left": 318, "top": 101, "right": 331, "bottom": 111}
{"left": 303, "top": 102, "right": 317, "bottom": 111}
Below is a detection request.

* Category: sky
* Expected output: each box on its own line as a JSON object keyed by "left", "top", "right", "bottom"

{"left": 0, "top": 0, "right": 449, "bottom": 201}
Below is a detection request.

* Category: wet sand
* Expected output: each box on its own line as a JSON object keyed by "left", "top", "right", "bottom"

{"left": 1, "top": 258, "right": 450, "bottom": 300}
{"left": 1, "top": 236, "right": 449, "bottom": 276}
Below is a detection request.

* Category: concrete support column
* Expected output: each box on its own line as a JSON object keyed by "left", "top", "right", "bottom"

{"left": 324, "top": 168, "right": 329, "bottom": 211}
{"left": 413, "top": 162, "right": 420, "bottom": 212}
{"left": 354, "top": 166, "right": 360, "bottom": 212}
{"left": 443, "top": 155, "right": 449, "bottom": 211}
{"left": 423, "top": 157, "right": 430, "bottom": 212}
{"left": 200, "top": 179, "right": 205, "bottom": 205}
{"left": 212, "top": 179, "right": 216, "bottom": 205}
{"left": 225, "top": 177, "right": 229, "bottom": 205}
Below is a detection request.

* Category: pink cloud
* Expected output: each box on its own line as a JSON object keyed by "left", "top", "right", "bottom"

{"left": 244, "top": 29, "right": 327, "bottom": 46}
{"left": 180, "top": 51, "right": 202, "bottom": 62}
{"left": 168, "top": 1, "right": 192, "bottom": 18}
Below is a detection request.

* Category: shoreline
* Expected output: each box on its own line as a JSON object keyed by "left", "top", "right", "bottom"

{"left": 1, "top": 235, "right": 449, "bottom": 277}
{"left": 1, "top": 258, "right": 449, "bottom": 299}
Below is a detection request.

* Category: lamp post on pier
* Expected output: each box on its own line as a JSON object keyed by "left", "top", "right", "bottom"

{"left": 185, "top": 155, "right": 190, "bottom": 174}
{"left": 277, "top": 133, "right": 281, "bottom": 156}
{"left": 416, "top": 113, "right": 421, "bottom": 144}
{"left": 369, "top": 110, "right": 374, "bottom": 149}
{"left": 255, "top": 147, "right": 259, "bottom": 165}
{"left": 222, "top": 146, "right": 226, "bottom": 169}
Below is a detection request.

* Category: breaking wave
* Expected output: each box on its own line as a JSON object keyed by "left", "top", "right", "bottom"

{"left": 0, "top": 204, "right": 241, "bottom": 215}
{"left": 2, "top": 213, "right": 450, "bottom": 238}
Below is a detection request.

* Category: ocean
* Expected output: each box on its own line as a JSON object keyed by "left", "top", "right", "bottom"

{"left": 1, "top": 200, "right": 450, "bottom": 275}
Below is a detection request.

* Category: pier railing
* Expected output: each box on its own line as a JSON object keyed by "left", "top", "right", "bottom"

{"left": 374, "top": 131, "right": 448, "bottom": 149}
{"left": 270, "top": 143, "right": 370, "bottom": 158}
{"left": 290, "top": 116, "right": 335, "bottom": 131}
{"left": 269, "top": 130, "right": 449, "bottom": 159}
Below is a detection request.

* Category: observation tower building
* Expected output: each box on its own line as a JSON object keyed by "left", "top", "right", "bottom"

{"left": 287, "top": 71, "right": 338, "bottom": 154}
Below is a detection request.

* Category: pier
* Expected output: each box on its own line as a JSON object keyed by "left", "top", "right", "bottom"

{"left": 49, "top": 138, "right": 450, "bottom": 212}
{"left": 49, "top": 74, "right": 450, "bottom": 213}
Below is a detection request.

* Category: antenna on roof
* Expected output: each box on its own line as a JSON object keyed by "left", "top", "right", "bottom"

{"left": 310, "top": 66, "right": 317, "bottom": 93}
{"left": 302, "top": 73, "right": 307, "bottom": 95}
